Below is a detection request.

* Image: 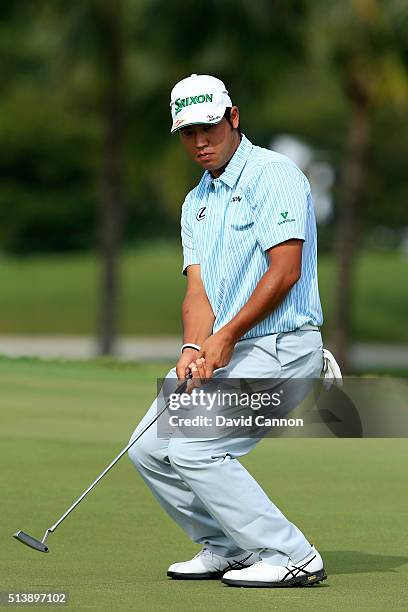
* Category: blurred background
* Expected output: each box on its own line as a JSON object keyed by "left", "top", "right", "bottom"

{"left": 0, "top": 0, "right": 407, "bottom": 374}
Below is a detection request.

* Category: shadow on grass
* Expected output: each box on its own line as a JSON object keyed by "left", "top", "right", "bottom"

{"left": 323, "top": 550, "right": 408, "bottom": 575}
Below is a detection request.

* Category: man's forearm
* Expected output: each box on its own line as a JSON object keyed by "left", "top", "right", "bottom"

{"left": 220, "top": 268, "right": 299, "bottom": 343}
{"left": 182, "top": 291, "right": 215, "bottom": 346}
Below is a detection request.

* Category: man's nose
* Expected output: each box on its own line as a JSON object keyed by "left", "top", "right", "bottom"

{"left": 195, "top": 130, "right": 208, "bottom": 149}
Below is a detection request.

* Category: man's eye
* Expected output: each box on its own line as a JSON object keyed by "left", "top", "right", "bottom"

{"left": 182, "top": 130, "right": 193, "bottom": 137}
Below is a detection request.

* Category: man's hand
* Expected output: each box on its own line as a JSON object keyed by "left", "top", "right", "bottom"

{"left": 187, "top": 330, "right": 235, "bottom": 383}
{"left": 176, "top": 348, "right": 203, "bottom": 381}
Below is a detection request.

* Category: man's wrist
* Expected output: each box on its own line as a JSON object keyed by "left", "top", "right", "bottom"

{"left": 181, "top": 343, "right": 201, "bottom": 354}
{"left": 218, "top": 324, "right": 242, "bottom": 345}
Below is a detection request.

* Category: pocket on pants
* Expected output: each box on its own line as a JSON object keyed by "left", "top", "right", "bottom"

{"left": 276, "top": 330, "right": 323, "bottom": 377}
{"left": 227, "top": 334, "right": 281, "bottom": 378}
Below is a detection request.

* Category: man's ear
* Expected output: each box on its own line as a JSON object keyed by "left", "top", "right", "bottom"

{"left": 230, "top": 106, "right": 240, "bottom": 129}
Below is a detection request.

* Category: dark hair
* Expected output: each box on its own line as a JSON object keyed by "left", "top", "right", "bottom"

{"left": 224, "top": 107, "right": 241, "bottom": 135}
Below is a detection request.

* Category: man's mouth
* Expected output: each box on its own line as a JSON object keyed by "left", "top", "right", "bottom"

{"left": 197, "top": 151, "right": 213, "bottom": 161}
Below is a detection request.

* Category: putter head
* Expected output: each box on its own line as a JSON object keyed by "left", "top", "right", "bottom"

{"left": 13, "top": 531, "right": 49, "bottom": 553}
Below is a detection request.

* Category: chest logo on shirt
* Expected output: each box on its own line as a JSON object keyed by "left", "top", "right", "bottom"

{"left": 231, "top": 196, "right": 242, "bottom": 203}
{"left": 196, "top": 207, "right": 206, "bottom": 221}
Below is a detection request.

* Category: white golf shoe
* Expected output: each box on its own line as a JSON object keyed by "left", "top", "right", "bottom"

{"left": 167, "top": 548, "right": 258, "bottom": 580}
{"left": 222, "top": 545, "right": 327, "bottom": 588}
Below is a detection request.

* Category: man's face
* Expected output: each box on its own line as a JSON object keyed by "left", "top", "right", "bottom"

{"left": 178, "top": 107, "right": 240, "bottom": 177}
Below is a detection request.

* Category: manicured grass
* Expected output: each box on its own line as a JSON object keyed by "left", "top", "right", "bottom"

{"left": 317, "top": 250, "right": 408, "bottom": 343}
{"left": 0, "top": 244, "right": 406, "bottom": 343}
{"left": 1, "top": 357, "right": 407, "bottom": 611}
{"left": 0, "top": 243, "right": 185, "bottom": 336}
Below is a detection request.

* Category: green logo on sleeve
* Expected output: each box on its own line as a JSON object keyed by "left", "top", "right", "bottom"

{"left": 278, "top": 211, "right": 295, "bottom": 225}
{"left": 175, "top": 93, "right": 213, "bottom": 115}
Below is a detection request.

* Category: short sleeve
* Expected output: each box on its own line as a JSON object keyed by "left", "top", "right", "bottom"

{"left": 248, "top": 163, "right": 309, "bottom": 251}
{"left": 181, "top": 196, "right": 200, "bottom": 275}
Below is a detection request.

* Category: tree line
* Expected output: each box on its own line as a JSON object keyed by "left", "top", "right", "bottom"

{"left": 0, "top": 0, "right": 407, "bottom": 367}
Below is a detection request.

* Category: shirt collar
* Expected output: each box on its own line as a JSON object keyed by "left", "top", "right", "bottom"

{"left": 203, "top": 135, "right": 253, "bottom": 189}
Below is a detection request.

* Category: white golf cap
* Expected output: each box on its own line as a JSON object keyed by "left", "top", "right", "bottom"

{"left": 170, "top": 74, "right": 232, "bottom": 133}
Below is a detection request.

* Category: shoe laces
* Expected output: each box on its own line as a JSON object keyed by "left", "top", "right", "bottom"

{"left": 193, "top": 547, "right": 212, "bottom": 560}
{"left": 250, "top": 560, "right": 265, "bottom": 568}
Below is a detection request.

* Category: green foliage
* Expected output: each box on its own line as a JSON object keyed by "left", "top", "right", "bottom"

{"left": 0, "top": 88, "right": 98, "bottom": 252}
{"left": 0, "top": 1, "right": 407, "bottom": 253}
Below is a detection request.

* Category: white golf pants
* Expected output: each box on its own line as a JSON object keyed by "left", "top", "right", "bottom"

{"left": 128, "top": 329, "right": 323, "bottom": 565}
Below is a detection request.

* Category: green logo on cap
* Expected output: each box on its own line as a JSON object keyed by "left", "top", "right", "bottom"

{"left": 175, "top": 93, "right": 213, "bottom": 115}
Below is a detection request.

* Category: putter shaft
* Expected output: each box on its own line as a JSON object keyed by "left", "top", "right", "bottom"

{"left": 15, "top": 375, "right": 191, "bottom": 551}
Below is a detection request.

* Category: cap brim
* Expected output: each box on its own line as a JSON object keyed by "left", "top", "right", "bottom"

{"left": 171, "top": 108, "right": 226, "bottom": 134}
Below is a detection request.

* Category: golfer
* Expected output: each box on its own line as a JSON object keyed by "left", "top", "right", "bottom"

{"left": 129, "top": 74, "right": 332, "bottom": 588}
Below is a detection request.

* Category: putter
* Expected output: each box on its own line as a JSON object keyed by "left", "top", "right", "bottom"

{"left": 13, "top": 373, "right": 192, "bottom": 553}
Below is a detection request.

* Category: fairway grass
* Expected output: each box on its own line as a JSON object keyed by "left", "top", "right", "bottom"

{"left": 1, "top": 357, "right": 407, "bottom": 611}
{"left": 0, "top": 243, "right": 407, "bottom": 343}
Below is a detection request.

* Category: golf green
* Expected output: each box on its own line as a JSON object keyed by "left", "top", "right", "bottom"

{"left": 1, "top": 357, "right": 407, "bottom": 611}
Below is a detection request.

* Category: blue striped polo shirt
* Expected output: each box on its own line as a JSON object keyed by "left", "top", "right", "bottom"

{"left": 180, "top": 135, "right": 323, "bottom": 339}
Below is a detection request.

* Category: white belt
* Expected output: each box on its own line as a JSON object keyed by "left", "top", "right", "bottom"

{"left": 297, "top": 324, "right": 320, "bottom": 331}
